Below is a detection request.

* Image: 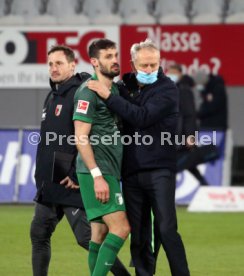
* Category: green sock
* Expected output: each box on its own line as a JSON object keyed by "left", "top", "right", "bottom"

{"left": 92, "top": 233, "right": 125, "bottom": 276}
{"left": 88, "top": 241, "right": 101, "bottom": 275}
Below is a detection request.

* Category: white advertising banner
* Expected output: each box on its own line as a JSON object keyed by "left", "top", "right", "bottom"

{"left": 0, "top": 26, "right": 119, "bottom": 88}
{"left": 188, "top": 187, "right": 244, "bottom": 212}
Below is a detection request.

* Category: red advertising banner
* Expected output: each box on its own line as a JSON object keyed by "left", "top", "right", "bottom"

{"left": 120, "top": 24, "right": 244, "bottom": 86}
{"left": 0, "top": 26, "right": 119, "bottom": 88}
{"left": 0, "top": 25, "right": 243, "bottom": 87}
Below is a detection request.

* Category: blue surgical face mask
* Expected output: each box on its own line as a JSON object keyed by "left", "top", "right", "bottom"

{"left": 136, "top": 70, "right": 158, "bottom": 84}
{"left": 166, "top": 73, "right": 179, "bottom": 83}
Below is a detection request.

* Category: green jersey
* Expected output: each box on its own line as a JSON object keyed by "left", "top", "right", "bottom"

{"left": 73, "top": 75, "right": 123, "bottom": 180}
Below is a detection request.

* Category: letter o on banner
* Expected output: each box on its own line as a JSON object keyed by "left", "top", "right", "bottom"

{"left": 0, "top": 31, "right": 28, "bottom": 64}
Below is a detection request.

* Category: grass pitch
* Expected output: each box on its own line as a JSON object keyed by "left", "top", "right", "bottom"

{"left": 0, "top": 205, "right": 243, "bottom": 276}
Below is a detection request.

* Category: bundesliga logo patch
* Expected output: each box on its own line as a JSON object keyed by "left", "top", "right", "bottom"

{"left": 76, "top": 100, "right": 89, "bottom": 114}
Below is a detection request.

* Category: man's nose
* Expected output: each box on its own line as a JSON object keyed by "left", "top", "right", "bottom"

{"left": 144, "top": 66, "right": 153, "bottom": 74}
{"left": 50, "top": 65, "right": 58, "bottom": 71}
{"left": 112, "top": 56, "right": 119, "bottom": 63}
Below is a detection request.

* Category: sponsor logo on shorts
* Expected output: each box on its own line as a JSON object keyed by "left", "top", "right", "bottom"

{"left": 105, "top": 262, "right": 113, "bottom": 266}
{"left": 115, "top": 193, "right": 123, "bottom": 205}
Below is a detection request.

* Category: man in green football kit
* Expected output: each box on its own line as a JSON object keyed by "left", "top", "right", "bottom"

{"left": 73, "top": 39, "right": 130, "bottom": 276}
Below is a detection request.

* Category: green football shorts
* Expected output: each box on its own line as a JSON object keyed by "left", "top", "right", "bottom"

{"left": 77, "top": 173, "right": 126, "bottom": 222}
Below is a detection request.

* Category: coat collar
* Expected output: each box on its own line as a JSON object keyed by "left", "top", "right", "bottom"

{"left": 49, "top": 72, "right": 91, "bottom": 96}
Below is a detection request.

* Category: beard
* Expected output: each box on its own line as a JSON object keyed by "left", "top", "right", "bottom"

{"left": 99, "top": 62, "right": 120, "bottom": 79}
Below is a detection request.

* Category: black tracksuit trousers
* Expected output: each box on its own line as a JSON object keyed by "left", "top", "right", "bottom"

{"left": 30, "top": 202, "right": 130, "bottom": 276}
{"left": 123, "top": 169, "right": 190, "bottom": 276}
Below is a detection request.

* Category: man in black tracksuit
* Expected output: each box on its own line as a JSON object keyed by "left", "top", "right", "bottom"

{"left": 30, "top": 45, "right": 130, "bottom": 276}
{"left": 167, "top": 64, "right": 209, "bottom": 185}
{"left": 88, "top": 39, "right": 190, "bottom": 276}
{"left": 197, "top": 73, "right": 228, "bottom": 131}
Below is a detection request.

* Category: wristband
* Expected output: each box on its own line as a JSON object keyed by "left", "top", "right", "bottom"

{"left": 90, "top": 167, "right": 102, "bottom": 178}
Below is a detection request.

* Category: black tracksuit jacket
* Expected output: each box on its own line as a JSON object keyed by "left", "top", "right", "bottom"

{"left": 34, "top": 72, "right": 90, "bottom": 207}
{"left": 105, "top": 68, "right": 179, "bottom": 177}
{"left": 198, "top": 74, "right": 228, "bottom": 131}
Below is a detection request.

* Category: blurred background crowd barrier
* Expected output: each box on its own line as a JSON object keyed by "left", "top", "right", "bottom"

{"left": 0, "top": 128, "right": 232, "bottom": 204}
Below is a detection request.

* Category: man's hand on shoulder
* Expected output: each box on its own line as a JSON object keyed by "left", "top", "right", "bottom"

{"left": 87, "top": 80, "right": 111, "bottom": 99}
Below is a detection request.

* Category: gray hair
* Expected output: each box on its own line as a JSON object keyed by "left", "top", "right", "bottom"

{"left": 130, "top": 39, "right": 159, "bottom": 62}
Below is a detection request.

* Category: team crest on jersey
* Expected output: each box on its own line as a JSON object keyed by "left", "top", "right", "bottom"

{"left": 76, "top": 100, "right": 89, "bottom": 114}
{"left": 55, "top": 105, "right": 62, "bottom": 116}
{"left": 115, "top": 193, "right": 123, "bottom": 205}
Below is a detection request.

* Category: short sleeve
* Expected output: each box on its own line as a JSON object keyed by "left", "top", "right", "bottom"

{"left": 73, "top": 85, "right": 97, "bottom": 123}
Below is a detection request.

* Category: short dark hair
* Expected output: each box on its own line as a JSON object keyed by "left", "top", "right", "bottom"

{"left": 168, "top": 63, "right": 183, "bottom": 73}
{"left": 48, "top": 45, "right": 75, "bottom": 62}
{"left": 88, "top": 39, "right": 116, "bottom": 58}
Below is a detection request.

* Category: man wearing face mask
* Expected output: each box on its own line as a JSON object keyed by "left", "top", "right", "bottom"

{"left": 87, "top": 39, "right": 190, "bottom": 276}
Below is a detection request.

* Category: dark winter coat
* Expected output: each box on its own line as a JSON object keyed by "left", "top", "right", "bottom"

{"left": 105, "top": 68, "right": 179, "bottom": 177}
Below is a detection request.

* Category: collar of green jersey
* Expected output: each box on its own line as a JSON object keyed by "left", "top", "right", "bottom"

{"left": 91, "top": 73, "right": 118, "bottom": 95}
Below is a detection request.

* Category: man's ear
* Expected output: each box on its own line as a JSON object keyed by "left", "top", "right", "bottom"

{"left": 130, "top": 60, "right": 137, "bottom": 73}
{"left": 71, "top": 61, "right": 76, "bottom": 72}
{"left": 90, "top": 57, "right": 98, "bottom": 67}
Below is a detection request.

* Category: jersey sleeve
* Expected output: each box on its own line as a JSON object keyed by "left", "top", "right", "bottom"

{"left": 73, "top": 85, "right": 97, "bottom": 124}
